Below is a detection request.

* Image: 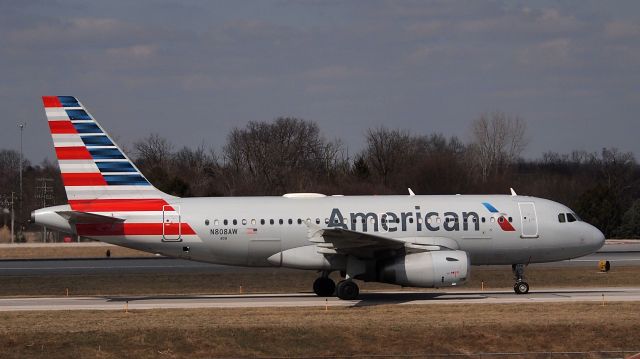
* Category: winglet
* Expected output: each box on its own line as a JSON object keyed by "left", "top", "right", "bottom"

{"left": 510, "top": 188, "right": 517, "bottom": 196}
{"left": 408, "top": 188, "right": 415, "bottom": 196}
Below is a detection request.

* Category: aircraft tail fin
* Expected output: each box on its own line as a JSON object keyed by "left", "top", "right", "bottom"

{"left": 42, "top": 96, "right": 176, "bottom": 212}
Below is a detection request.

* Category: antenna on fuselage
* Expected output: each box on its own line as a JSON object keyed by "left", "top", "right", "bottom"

{"left": 510, "top": 188, "right": 517, "bottom": 196}
{"left": 408, "top": 188, "right": 415, "bottom": 196}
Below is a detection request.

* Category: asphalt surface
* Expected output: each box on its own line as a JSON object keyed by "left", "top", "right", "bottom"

{"left": 535, "top": 251, "right": 640, "bottom": 267}
{"left": 0, "top": 250, "right": 638, "bottom": 276}
{"left": 0, "top": 287, "right": 637, "bottom": 311}
{"left": 0, "top": 257, "right": 239, "bottom": 276}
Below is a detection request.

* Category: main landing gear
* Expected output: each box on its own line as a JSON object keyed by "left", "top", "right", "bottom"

{"left": 512, "top": 264, "right": 530, "bottom": 294}
{"left": 336, "top": 280, "right": 359, "bottom": 300}
{"left": 313, "top": 274, "right": 336, "bottom": 297}
{"left": 312, "top": 273, "right": 360, "bottom": 300}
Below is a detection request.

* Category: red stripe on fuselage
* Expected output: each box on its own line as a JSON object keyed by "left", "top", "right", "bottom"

{"left": 69, "top": 199, "right": 173, "bottom": 212}
{"left": 49, "top": 121, "right": 77, "bottom": 134}
{"left": 55, "top": 147, "right": 93, "bottom": 160}
{"left": 61, "top": 173, "right": 107, "bottom": 186}
{"left": 75, "top": 223, "right": 195, "bottom": 236}
{"left": 42, "top": 96, "right": 62, "bottom": 107}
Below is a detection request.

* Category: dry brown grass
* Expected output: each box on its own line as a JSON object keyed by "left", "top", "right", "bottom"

{"left": 0, "top": 303, "right": 638, "bottom": 358}
{"left": 0, "top": 266, "right": 638, "bottom": 297}
{"left": 0, "top": 245, "right": 153, "bottom": 259}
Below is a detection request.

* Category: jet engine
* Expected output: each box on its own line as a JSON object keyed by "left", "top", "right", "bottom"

{"left": 378, "top": 250, "right": 469, "bottom": 288}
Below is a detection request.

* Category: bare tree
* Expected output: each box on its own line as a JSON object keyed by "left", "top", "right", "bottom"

{"left": 363, "top": 127, "right": 422, "bottom": 186}
{"left": 222, "top": 117, "right": 341, "bottom": 194}
{"left": 470, "top": 112, "right": 528, "bottom": 181}
{"left": 134, "top": 134, "right": 174, "bottom": 169}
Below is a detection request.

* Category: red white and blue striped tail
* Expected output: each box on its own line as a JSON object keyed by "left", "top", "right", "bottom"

{"left": 42, "top": 96, "right": 176, "bottom": 210}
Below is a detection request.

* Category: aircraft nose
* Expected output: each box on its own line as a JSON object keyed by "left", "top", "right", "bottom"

{"left": 586, "top": 224, "right": 605, "bottom": 252}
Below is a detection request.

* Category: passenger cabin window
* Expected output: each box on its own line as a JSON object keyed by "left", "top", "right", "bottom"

{"left": 205, "top": 219, "right": 209, "bottom": 226}
{"left": 260, "top": 219, "right": 265, "bottom": 225}
{"left": 279, "top": 219, "right": 284, "bottom": 225}
{"left": 270, "top": 219, "right": 274, "bottom": 225}
{"left": 567, "top": 213, "right": 577, "bottom": 222}
{"left": 214, "top": 219, "right": 219, "bottom": 226}
{"left": 316, "top": 218, "right": 320, "bottom": 224}
{"left": 288, "top": 219, "right": 293, "bottom": 225}
{"left": 223, "top": 219, "right": 228, "bottom": 225}
{"left": 233, "top": 219, "right": 237, "bottom": 225}
{"left": 558, "top": 213, "right": 566, "bottom": 223}
{"left": 242, "top": 219, "right": 247, "bottom": 225}
{"left": 251, "top": 219, "right": 256, "bottom": 225}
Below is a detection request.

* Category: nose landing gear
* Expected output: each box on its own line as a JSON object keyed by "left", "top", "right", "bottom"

{"left": 512, "top": 264, "right": 530, "bottom": 294}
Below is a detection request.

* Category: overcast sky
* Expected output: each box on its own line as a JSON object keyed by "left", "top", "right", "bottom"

{"left": 1, "top": 0, "right": 639, "bottom": 163}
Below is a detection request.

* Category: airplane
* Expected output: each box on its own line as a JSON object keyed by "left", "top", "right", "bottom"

{"left": 32, "top": 96, "right": 606, "bottom": 300}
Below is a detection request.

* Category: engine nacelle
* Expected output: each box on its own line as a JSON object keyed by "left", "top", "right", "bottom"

{"left": 378, "top": 250, "right": 469, "bottom": 288}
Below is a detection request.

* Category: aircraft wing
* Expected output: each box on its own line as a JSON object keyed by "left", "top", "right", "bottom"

{"left": 307, "top": 225, "right": 458, "bottom": 259}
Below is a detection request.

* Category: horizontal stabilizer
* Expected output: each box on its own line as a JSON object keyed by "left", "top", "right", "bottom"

{"left": 56, "top": 211, "right": 125, "bottom": 224}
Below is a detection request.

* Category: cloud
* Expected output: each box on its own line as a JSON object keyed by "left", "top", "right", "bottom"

{"left": 605, "top": 20, "right": 640, "bottom": 39}
{"left": 404, "top": 21, "right": 444, "bottom": 37}
{"left": 6, "top": 17, "right": 139, "bottom": 47}
{"left": 517, "top": 38, "right": 573, "bottom": 68}
{"left": 106, "top": 44, "right": 156, "bottom": 58}
{"left": 458, "top": 7, "right": 582, "bottom": 36}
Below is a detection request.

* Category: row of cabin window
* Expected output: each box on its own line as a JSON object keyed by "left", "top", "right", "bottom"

{"left": 204, "top": 216, "right": 514, "bottom": 226}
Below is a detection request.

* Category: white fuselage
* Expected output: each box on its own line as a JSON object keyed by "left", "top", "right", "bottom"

{"left": 34, "top": 194, "right": 605, "bottom": 270}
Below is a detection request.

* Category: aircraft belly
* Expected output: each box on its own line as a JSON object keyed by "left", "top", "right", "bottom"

{"left": 460, "top": 238, "right": 493, "bottom": 265}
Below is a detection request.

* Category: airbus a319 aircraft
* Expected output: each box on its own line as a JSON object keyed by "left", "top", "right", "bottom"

{"left": 33, "top": 96, "right": 605, "bottom": 300}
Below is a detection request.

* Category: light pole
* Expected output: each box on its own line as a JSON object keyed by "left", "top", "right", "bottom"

{"left": 10, "top": 192, "right": 14, "bottom": 243}
{"left": 18, "top": 122, "right": 25, "bottom": 218}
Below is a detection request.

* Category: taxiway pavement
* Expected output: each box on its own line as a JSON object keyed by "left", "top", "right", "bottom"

{"left": 0, "top": 287, "right": 638, "bottom": 311}
{"left": 0, "top": 250, "right": 638, "bottom": 276}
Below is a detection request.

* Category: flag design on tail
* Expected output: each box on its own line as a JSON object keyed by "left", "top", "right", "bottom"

{"left": 42, "top": 96, "right": 195, "bottom": 239}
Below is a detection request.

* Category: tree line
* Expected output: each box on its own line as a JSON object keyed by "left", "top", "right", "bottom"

{"left": 1, "top": 112, "right": 638, "bottom": 239}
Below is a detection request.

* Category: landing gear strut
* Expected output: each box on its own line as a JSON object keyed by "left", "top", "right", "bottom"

{"left": 336, "top": 280, "right": 359, "bottom": 300}
{"left": 313, "top": 273, "right": 336, "bottom": 297}
{"left": 512, "top": 264, "right": 530, "bottom": 294}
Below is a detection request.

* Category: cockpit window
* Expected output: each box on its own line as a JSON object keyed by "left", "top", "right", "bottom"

{"left": 566, "top": 213, "right": 577, "bottom": 222}
{"left": 558, "top": 213, "right": 566, "bottom": 223}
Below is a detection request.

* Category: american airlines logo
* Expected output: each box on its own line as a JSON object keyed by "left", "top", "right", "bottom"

{"left": 327, "top": 203, "right": 515, "bottom": 233}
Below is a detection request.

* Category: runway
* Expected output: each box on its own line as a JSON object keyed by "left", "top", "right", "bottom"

{"left": 0, "top": 257, "right": 236, "bottom": 276}
{"left": 0, "top": 250, "right": 638, "bottom": 276}
{"left": 0, "top": 241, "right": 638, "bottom": 276}
{"left": 0, "top": 287, "right": 638, "bottom": 311}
